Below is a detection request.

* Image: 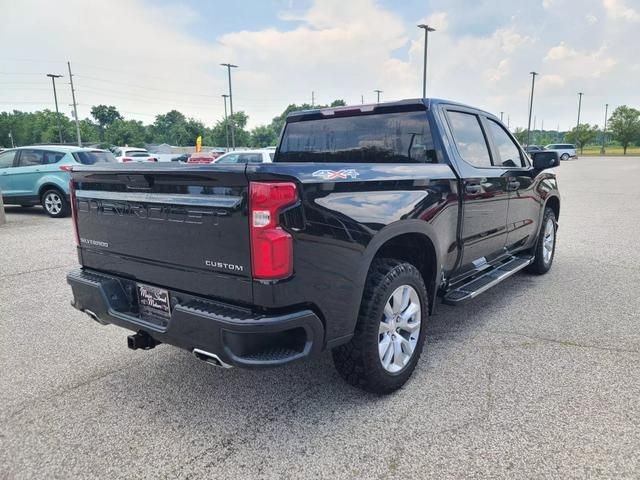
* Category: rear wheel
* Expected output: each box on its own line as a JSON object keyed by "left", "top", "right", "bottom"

{"left": 526, "top": 207, "right": 557, "bottom": 274}
{"left": 560, "top": 153, "right": 569, "bottom": 161}
{"left": 41, "top": 189, "right": 70, "bottom": 218}
{"left": 332, "top": 259, "right": 428, "bottom": 394}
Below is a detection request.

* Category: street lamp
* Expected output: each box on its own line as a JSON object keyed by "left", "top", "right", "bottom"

{"left": 526, "top": 71, "right": 538, "bottom": 148}
{"left": 601, "top": 103, "right": 609, "bottom": 155}
{"left": 576, "top": 92, "right": 583, "bottom": 149}
{"left": 220, "top": 63, "right": 238, "bottom": 149}
{"left": 46, "top": 73, "right": 63, "bottom": 144}
{"left": 417, "top": 24, "right": 435, "bottom": 98}
{"left": 374, "top": 89, "right": 383, "bottom": 103}
{"left": 221, "top": 94, "right": 230, "bottom": 150}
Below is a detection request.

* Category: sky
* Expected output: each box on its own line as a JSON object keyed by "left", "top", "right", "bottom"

{"left": 1, "top": 0, "right": 638, "bottom": 131}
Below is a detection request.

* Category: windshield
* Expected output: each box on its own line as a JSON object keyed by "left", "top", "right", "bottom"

{"left": 278, "top": 110, "right": 437, "bottom": 163}
{"left": 74, "top": 151, "right": 117, "bottom": 165}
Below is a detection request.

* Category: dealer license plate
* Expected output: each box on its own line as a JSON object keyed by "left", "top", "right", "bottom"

{"left": 137, "top": 283, "right": 171, "bottom": 320}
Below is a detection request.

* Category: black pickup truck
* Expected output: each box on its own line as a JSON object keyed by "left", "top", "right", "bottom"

{"left": 67, "top": 99, "right": 560, "bottom": 393}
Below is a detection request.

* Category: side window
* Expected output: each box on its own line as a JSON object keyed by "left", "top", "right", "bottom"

{"left": 216, "top": 154, "right": 239, "bottom": 164}
{"left": 0, "top": 150, "right": 17, "bottom": 168}
{"left": 447, "top": 111, "right": 492, "bottom": 168}
{"left": 239, "top": 153, "right": 263, "bottom": 164}
{"left": 43, "top": 151, "right": 66, "bottom": 164}
{"left": 17, "top": 150, "right": 45, "bottom": 166}
{"left": 487, "top": 119, "right": 523, "bottom": 167}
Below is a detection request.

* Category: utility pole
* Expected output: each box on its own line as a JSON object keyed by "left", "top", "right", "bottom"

{"left": 576, "top": 92, "right": 583, "bottom": 149}
{"left": 220, "top": 63, "right": 238, "bottom": 149}
{"left": 526, "top": 71, "right": 538, "bottom": 148}
{"left": 507, "top": 115, "right": 510, "bottom": 129}
{"left": 311, "top": 91, "right": 315, "bottom": 107}
{"left": 8, "top": 131, "right": 15, "bottom": 148}
{"left": 500, "top": 112, "right": 504, "bottom": 122}
{"left": 46, "top": 73, "right": 64, "bottom": 144}
{"left": 361, "top": 94, "right": 364, "bottom": 105}
{"left": 601, "top": 103, "right": 609, "bottom": 155}
{"left": 374, "top": 89, "right": 383, "bottom": 103}
{"left": 417, "top": 24, "right": 435, "bottom": 98}
{"left": 67, "top": 62, "right": 82, "bottom": 146}
{"left": 222, "top": 94, "right": 230, "bottom": 150}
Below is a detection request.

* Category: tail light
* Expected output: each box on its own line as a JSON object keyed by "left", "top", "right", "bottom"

{"left": 147, "top": 157, "right": 157, "bottom": 162}
{"left": 69, "top": 177, "right": 79, "bottom": 246}
{"left": 121, "top": 157, "right": 133, "bottom": 162}
{"left": 249, "top": 182, "right": 298, "bottom": 279}
{"left": 59, "top": 165, "right": 73, "bottom": 171}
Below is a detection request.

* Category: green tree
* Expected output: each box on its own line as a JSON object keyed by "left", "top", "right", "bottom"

{"left": 104, "top": 119, "right": 146, "bottom": 147}
{"left": 512, "top": 127, "right": 528, "bottom": 145}
{"left": 150, "top": 110, "right": 206, "bottom": 146}
{"left": 79, "top": 119, "right": 100, "bottom": 144}
{"left": 608, "top": 105, "right": 640, "bottom": 155}
{"left": 564, "top": 124, "right": 600, "bottom": 154}
{"left": 249, "top": 125, "right": 278, "bottom": 148}
{"left": 91, "top": 105, "right": 123, "bottom": 141}
{"left": 208, "top": 111, "right": 250, "bottom": 147}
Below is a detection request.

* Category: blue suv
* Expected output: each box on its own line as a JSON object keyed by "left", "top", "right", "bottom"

{"left": 0, "top": 146, "right": 116, "bottom": 217}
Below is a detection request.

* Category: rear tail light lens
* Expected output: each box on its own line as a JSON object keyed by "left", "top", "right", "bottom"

{"left": 59, "top": 165, "right": 73, "bottom": 171}
{"left": 249, "top": 182, "right": 298, "bottom": 279}
{"left": 69, "top": 178, "right": 79, "bottom": 246}
{"left": 122, "top": 157, "right": 132, "bottom": 162}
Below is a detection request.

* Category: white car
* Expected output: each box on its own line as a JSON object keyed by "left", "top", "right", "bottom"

{"left": 544, "top": 144, "right": 577, "bottom": 161}
{"left": 113, "top": 147, "right": 158, "bottom": 163}
{"left": 214, "top": 149, "right": 274, "bottom": 164}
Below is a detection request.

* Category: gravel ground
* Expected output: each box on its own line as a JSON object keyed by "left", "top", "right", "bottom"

{"left": 1, "top": 156, "right": 639, "bottom": 479}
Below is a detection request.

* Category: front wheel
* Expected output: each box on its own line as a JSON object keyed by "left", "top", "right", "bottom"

{"left": 332, "top": 259, "right": 428, "bottom": 394}
{"left": 41, "top": 189, "right": 70, "bottom": 218}
{"left": 526, "top": 208, "right": 557, "bottom": 274}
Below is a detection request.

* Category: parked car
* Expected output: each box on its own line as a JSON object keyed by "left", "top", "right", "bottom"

{"left": 544, "top": 143, "right": 577, "bottom": 160}
{"left": 171, "top": 153, "right": 191, "bottom": 162}
{"left": 67, "top": 98, "right": 560, "bottom": 393}
{"left": 186, "top": 153, "right": 217, "bottom": 164}
{"left": 214, "top": 150, "right": 274, "bottom": 164}
{"left": 113, "top": 147, "right": 157, "bottom": 163}
{"left": 0, "top": 146, "right": 115, "bottom": 217}
{"left": 525, "top": 145, "right": 544, "bottom": 153}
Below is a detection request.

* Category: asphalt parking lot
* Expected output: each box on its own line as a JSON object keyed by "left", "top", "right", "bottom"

{"left": 1, "top": 156, "right": 639, "bottom": 479}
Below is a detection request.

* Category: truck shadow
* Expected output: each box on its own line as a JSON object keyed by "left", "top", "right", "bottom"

{"left": 3, "top": 205, "right": 48, "bottom": 217}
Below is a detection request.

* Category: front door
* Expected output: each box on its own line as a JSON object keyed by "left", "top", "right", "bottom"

{"left": 443, "top": 109, "right": 511, "bottom": 273}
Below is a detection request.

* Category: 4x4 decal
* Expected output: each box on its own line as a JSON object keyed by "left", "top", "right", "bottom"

{"left": 312, "top": 169, "right": 359, "bottom": 180}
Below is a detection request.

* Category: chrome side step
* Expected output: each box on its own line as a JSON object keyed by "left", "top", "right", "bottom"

{"left": 443, "top": 256, "right": 533, "bottom": 305}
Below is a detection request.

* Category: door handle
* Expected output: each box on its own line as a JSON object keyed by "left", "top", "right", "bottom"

{"left": 507, "top": 180, "right": 520, "bottom": 191}
{"left": 465, "top": 184, "right": 482, "bottom": 195}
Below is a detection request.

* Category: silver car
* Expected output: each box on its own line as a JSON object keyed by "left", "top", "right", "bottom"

{"left": 544, "top": 144, "right": 577, "bottom": 161}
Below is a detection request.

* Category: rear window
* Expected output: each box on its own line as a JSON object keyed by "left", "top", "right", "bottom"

{"left": 278, "top": 111, "right": 437, "bottom": 163}
{"left": 74, "top": 151, "right": 117, "bottom": 165}
{"left": 128, "top": 151, "right": 150, "bottom": 157}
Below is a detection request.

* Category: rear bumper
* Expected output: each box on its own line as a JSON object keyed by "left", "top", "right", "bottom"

{"left": 67, "top": 268, "right": 324, "bottom": 368}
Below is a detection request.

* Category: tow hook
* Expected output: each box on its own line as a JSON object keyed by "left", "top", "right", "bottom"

{"left": 127, "top": 331, "right": 160, "bottom": 350}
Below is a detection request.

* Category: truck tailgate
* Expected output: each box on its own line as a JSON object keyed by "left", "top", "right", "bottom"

{"left": 72, "top": 164, "right": 252, "bottom": 304}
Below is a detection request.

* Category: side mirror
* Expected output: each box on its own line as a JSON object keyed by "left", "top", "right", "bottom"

{"left": 531, "top": 151, "right": 560, "bottom": 169}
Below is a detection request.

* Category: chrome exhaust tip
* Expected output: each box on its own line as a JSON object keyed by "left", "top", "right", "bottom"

{"left": 193, "top": 348, "right": 233, "bottom": 369}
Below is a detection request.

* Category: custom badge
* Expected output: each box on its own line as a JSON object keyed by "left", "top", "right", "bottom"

{"left": 312, "top": 169, "right": 360, "bottom": 180}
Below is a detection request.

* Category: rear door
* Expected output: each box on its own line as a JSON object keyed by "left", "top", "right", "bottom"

{"left": 443, "top": 108, "right": 510, "bottom": 271}
{"left": 73, "top": 164, "right": 253, "bottom": 303}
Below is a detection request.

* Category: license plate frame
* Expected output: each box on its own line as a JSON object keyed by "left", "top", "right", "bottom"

{"left": 136, "top": 283, "right": 171, "bottom": 321}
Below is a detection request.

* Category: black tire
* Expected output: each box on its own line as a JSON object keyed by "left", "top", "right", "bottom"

{"left": 332, "top": 259, "right": 429, "bottom": 394}
{"left": 40, "top": 188, "right": 70, "bottom": 218}
{"left": 526, "top": 207, "right": 557, "bottom": 274}
{"left": 560, "top": 153, "right": 569, "bottom": 161}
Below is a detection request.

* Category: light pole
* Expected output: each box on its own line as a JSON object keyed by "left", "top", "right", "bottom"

{"left": 46, "top": 73, "right": 64, "bottom": 144}
{"left": 374, "top": 89, "right": 383, "bottom": 103}
{"left": 417, "top": 24, "right": 435, "bottom": 98}
{"left": 576, "top": 92, "right": 583, "bottom": 150}
{"left": 220, "top": 63, "right": 238, "bottom": 149}
{"left": 500, "top": 112, "right": 504, "bottom": 122}
{"left": 601, "top": 103, "right": 609, "bottom": 155}
{"left": 526, "top": 71, "right": 538, "bottom": 148}
{"left": 221, "top": 94, "right": 230, "bottom": 150}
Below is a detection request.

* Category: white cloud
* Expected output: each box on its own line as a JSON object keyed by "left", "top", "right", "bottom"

{"left": 544, "top": 43, "right": 617, "bottom": 78}
{"left": 603, "top": 0, "right": 640, "bottom": 21}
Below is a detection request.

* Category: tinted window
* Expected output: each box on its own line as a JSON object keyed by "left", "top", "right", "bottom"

{"left": 487, "top": 119, "right": 523, "bottom": 167}
{"left": 43, "top": 151, "right": 66, "bottom": 164}
{"left": 447, "top": 111, "right": 492, "bottom": 168}
{"left": 73, "top": 151, "right": 117, "bottom": 165}
{"left": 0, "top": 150, "right": 16, "bottom": 168}
{"left": 127, "top": 151, "right": 150, "bottom": 157}
{"left": 18, "top": 150, "right": 45, "bottom": 166}
{"left": 238, "top": 153, "right": 263, "bottom": 164}
{"left": 278, "top": 111, "right": 437, "bottom": 163}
